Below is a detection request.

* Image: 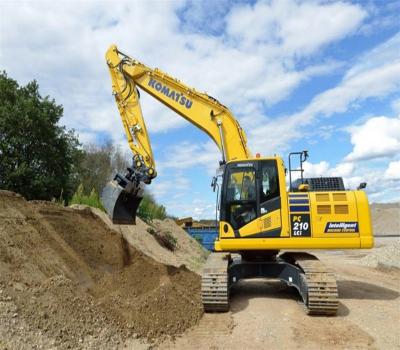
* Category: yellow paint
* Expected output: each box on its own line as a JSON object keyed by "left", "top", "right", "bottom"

{"left": 106, "top": 45, "right": 374, "bottom": 253}
{"left": 106, "top": 45, "right": 251, "bottom": 168}
{"left": 219, "top": 221, "right": 235, "bottom": 238}
{"left": 216, "top": 185, "right": 374, "bottom": 249}
{"left": 215, "top": 235, "right": 373, "bottom": 251}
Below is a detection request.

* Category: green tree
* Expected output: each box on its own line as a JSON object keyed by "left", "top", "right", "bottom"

{"left": 137, "top": 191, "right": 167, "bottom": 222}
{"left": 0, "top": 72, "right": 81, "bottom": 201}
{"left": 69, "top": 183, "right": 104, "bottom": 210}
{"left": 78, "top": 142, "right": 113, "bottom": 196}
{"left": 76, "top": 142, "right": 130, "bottom": 196}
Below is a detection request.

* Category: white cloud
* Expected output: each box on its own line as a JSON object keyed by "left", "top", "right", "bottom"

{"left": 164, "top": 198, "right": 216, "bottom": 220}
{"left": 76, "top": 131, "right": 98, "bottom": 145}
{"left": 0, "top": 0, "right": 367, "bottom": 149}
{"left": 303, "top": 160, "right": 355, "bottom": 179}
{"left": 385, "top": 160, "right": 400, "bottom": 180}
{"left": 331, "top": 162, "right": 355, "bottom": 178}
{"left": 303, "top": 161, "right": 330, "bottom": 178}
{"left": 302, "top": 159, "right": 400, "bottom": 202}
{"left": 226, "top": 0, "right": 367, "bottom": 56}
{"left": 344, "top": 115, "right": 400, "bottom": 161}
{"left": 157, "top": 141, "right": 221, "bottom": 175}
{"left": 306, "top": 62, "right": 400, "bottom": 118}
{"left": 345, "top": 32, "right": 400, "bottom": 79}
{"left": 151, "top": 174, "right": 191, "bottom": 198}
{"left": 391, "top": 98, "right": 400, "bottom": 114}
{"left": 248, "top": 33, "right": 400, "bottom": 154}
{"left": 2, "top": 1, "right": 399, "bottom": 213}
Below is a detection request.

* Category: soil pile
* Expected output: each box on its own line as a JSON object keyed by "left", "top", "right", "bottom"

{"left": 84, "top": 207, "right": 208, "bottom": 273}
{"left": 0, "top": 191, "right": 202, "bottom": 349}
{"left": 370, "top": 203, "right": 400, "bottom": 236}
{"left": 359, "top": 240, "right": 400, "bottom": 269}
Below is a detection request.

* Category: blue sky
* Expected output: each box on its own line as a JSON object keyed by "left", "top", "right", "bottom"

{"left": 1, "top": 0, "right": 399, "bottom": 218}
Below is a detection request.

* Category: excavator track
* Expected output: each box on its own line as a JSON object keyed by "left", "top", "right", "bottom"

{"left": 291, "top": 253, "right": 339, "bottom": 315}
{"left": 201, "top": 253, "right": 230, "bottom": 312}
{"left": 201, "top": 252, "right": 338, "bottom": 315}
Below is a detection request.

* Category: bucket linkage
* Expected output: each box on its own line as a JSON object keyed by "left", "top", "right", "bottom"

{"left": 101, "top": 156, "right": 156, "bottom": 224}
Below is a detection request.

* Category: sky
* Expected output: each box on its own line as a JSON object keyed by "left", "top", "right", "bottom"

{"left": 1, "top": 0, "right": 399, "bottom": 218}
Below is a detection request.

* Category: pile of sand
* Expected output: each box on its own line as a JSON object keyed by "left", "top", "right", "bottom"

{"left": 82, "top": 206, "right": 208, "bottom": 273}
{"left": 359, "top": 240, "right": 400, "bottom": 270}
{"left": 0, "top": 191, "right": 203, "bottom": 349}
{"left": 370, "top": 203, "right": 400, "bottom": 236}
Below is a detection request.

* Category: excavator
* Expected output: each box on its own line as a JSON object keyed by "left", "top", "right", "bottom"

{"left": 101, "top": 45, "right": 374, "bottom": 315}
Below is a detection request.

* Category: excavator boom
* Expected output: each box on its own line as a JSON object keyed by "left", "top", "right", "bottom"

{"left": 102, "top": 45, "right": 251, "bottom": 223}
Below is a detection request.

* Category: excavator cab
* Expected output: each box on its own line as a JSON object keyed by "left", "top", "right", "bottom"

{"left": 220, "top": 159, "right": 282, "bottom": 231}
{"left": 101, "top": 156, "right": 155, "bottom": 224}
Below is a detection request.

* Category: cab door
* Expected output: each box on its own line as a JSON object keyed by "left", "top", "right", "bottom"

{"left": 221, "top": 160, "right": 283, "bottom": 238}
{"left": 257, "top": 160, "right": 282, "bottom": 237}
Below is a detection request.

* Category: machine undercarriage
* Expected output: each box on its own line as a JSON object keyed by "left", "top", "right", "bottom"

{"left": 201, "top": 252, "right": 339, "bottom": 316}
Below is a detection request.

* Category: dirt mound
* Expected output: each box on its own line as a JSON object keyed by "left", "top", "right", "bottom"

{"left": 80, "top": 206, "right": 208, "bottom": 274}
{"left": 370, "top": 203, "right": 400, "bottom": 236}
{"left": 0, "top": 191, "right": 202, "bottom": 349}
{"left": 152, "top": 218, "right": 209, "bottom": 272}
{"left": 359, "top": 240, "right": 400, "bottom": 269}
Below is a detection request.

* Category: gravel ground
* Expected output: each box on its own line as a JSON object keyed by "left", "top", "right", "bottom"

{"left": 161, "top": 250, "right": 400, "bottom": 350}
{"left": 359, "top": 240, "right": 400, "bottom": 269}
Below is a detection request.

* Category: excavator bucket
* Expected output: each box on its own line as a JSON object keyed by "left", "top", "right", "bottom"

{"left": 101, "top": 177, "right": 144, "bottom": 225}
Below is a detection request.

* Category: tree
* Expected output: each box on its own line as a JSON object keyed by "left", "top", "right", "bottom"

{"left": 78, "top": 142, "right": 113, "bottom": 196}
{"left": 137, "top": 191, "right": 167, "bottom": 222}
{"left": 76, "top": 142, "right": 130, "bottom": 196}
{"left": 0, "top": 72, "right": 82, "bottom": 201}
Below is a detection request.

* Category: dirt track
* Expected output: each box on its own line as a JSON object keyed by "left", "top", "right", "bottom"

{"left": 160, "top": 250, "right": 400, "bottom": 350}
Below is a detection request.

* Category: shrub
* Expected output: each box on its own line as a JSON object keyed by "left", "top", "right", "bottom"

{"left": 69, "top": 184, "right": 105, "bottom": 211}
{"left": 146, "top": 228, "right": 177, "bottom": 251}
{"left": 137, "top": 192, "right": 167, "bottom": 222}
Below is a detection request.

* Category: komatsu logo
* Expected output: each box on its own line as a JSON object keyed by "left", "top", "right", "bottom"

{"left": 148, "top": 79, "right": 193, "bottom": 109}
{"left": 324, "top": 222, "right": 359, "bottom": 233}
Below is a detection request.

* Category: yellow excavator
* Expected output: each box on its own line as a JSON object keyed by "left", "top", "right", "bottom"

{"left": 102, "top": 45, "right": 374, "bottom": 315}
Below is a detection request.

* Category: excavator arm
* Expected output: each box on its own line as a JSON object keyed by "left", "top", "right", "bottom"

{"left": 102, "top": 45, "right": 251, "bottom": 223}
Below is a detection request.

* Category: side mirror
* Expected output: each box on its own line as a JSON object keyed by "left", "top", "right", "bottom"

{"left": 301, "top": 150, "right": 309, "bottom": 162}
{"left": 211, "top": 176, "right": 217, "bottom": 192}
{"left": 357, "top": 182, "right": 367, "bottom": 190}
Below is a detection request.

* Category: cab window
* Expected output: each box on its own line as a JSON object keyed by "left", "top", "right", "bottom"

{"left": 260, "top": 162, "right": 280, "bottom": 204}
{"left": 225, "top": 167, "right": 256, "bottom": 230}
